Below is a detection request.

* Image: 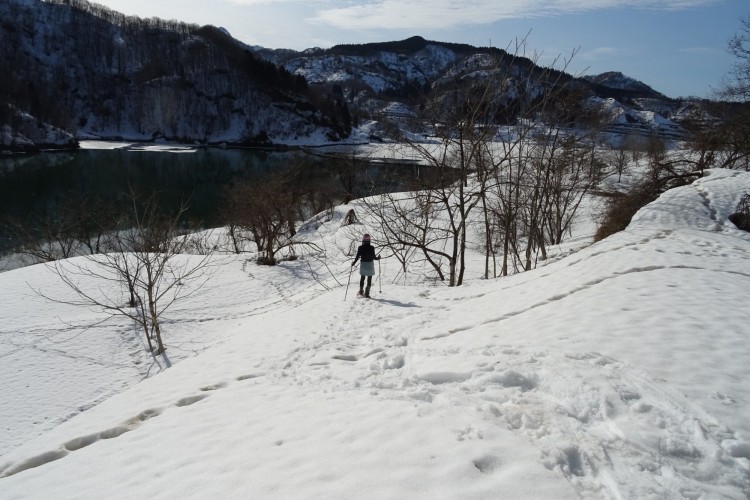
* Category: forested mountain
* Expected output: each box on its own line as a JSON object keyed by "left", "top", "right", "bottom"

{"left": 267, "top": 35, "right": 694, "bottom": 142}
{"left": 1, "top": 1, "right": 709, "bottom": 152}
{"left": 0, "top": 0, "right": 351, "bottom": 151}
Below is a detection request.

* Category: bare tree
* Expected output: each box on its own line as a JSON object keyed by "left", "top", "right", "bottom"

{"left": 244, "top": 175, "right": 297, "bottom": 265}
{"left": 543, "top": 137, "right": 603, "bottom": 246}
{"left": 367, "top": 43, "right": 523, "bottom": 285}
{"left": 691, "top": 14, "right": 750, "bottom": 173}
{"left": 607, "top": 143, "right": 631, "bottom": 183}
{"left": 220, "top": 182, "right": 255, "bottom": 255}
{"left": 366, "top": 188, "right": 459, "bottom": 284}
{"left": 482, "top": 48, "right": 594, "bottom": 277}
{"left": 332, "top": 149, "right": 362, "bottom": 205}
{"left": 221, "top": 173, "right": 323, "bottom": 265}
{"left": 41, "top": 190, "right": 214, "bottom": 359}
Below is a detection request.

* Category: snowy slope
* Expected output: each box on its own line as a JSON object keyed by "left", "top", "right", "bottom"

{"left": 284, "top": 42, "right": 457, "bottom": 92}
{"left": 1, "top": 170, "right": 750, "bottom": 498}
{"left": 588, "top": 96, "right": 686, "bottom": 141}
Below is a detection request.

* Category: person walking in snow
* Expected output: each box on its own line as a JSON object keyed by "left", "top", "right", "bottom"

{"left": 351, "top": 233, "right": 380, "bottom": 298}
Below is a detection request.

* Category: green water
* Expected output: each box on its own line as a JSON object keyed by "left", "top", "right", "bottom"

{"left": 0, "top": 146, "right": 421, "bottom": 252}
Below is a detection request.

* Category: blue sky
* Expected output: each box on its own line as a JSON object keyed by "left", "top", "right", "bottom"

{"left": 93, "top": 0, "right": 748, "bottom": 99}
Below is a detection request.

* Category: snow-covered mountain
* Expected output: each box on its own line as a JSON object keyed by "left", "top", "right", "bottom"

{"left": 586, "top": 96, "right": 686, "bottom": 141}
{"left": 1, "top": 168, "right": 749, "bottom": 498}
{"left": 282, "top": 37, "right": 458, "bottom": 94}
{"left": 259, "top": 36, "right": 693, "bottom": 142}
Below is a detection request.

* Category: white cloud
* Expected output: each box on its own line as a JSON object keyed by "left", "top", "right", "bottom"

{"left": 579, "top": 46, "right": 632, "bottom": 60}
{"left": 311, "top": 0, "right": 720, "bottom": 30}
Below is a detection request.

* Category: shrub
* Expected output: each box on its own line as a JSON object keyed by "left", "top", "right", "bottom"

{"left": 594, "top": 183, "right": 659, "bottom": 241}
{"left": 729, "top": 194, "right": 750, "bottom": 232}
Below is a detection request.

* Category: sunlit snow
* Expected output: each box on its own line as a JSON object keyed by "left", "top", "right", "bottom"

{"left": 1, "top": 169, "right": 749, "bottom": 498}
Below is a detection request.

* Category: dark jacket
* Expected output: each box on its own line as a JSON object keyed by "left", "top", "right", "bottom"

{"left": 353, "top": 241, "right": 379, "bottom": 265}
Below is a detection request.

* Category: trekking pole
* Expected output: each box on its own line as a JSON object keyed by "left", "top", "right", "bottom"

{"left": 378, "top": 258, "right": 382, "bottom": 293}
{"left": 345, "top": 265, "right": 354, "bottom": 300}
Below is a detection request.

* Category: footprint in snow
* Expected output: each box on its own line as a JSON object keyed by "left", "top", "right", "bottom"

{"left": 200, "top": 382, "right": 228, "bottom": 392}
{"left": 0, "top": 407, "right": 165, "bottom": 479}
{"left": 175, "top": 394, "right": 209, "bottom": 407}
{"left": 712, "top": 392, "right": 737, "bottom": 406}
{"left": 473, "top": 455, "right": 501, "bottom": 474}
{"left": 332, "top": 354, "right": 358, "bottom": 362}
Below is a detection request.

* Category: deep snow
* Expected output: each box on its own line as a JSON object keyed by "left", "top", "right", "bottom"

{"left": 1, "top": 169, "right": 749, "bottom": 499}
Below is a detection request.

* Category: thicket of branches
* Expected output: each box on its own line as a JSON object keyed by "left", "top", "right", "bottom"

{"left": 2, "top": 195, "right": 118, "bottom": 263}
{"left": 219, "top": 162, "right": 342, "bottom": 264}
{"left": 362, "top": 42, "right": 604, "bottom": 286}
{"left": 222, "top": 175, "right": 302, "bottom": 264}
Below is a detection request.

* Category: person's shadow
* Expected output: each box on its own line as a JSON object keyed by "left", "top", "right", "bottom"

{"left": 370, "top": 298, "right": 418, "bottom": 308}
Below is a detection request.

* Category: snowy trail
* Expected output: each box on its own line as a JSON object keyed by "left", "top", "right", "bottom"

{"left": 1, "top": 169, "right": 750, "bottom": 498}
{"left": 1, "top": 274, "right": 749, "bottom": 498}
{"left": 231, "top": 275, "right": 750, "bottom": 498}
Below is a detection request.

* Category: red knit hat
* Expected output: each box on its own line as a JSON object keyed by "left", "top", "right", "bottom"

{"left": 362, "top": 233, "right": 371, "bottom": 241}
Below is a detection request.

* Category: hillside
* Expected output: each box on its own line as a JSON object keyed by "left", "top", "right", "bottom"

{"left": 1, "top": 168, "right": 749, "bottom": 498}
{"left": 0, "top": 0, "right": 350, "bottom": 150}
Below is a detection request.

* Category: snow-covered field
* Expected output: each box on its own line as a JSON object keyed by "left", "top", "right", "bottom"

{"left": 1, "top": 169, "right": 749, "bottom": 498}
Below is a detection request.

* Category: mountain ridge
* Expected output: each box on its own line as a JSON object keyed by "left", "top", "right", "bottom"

{"left": 0, "top": 0, "right": 703, "bottom": 152}
{"left": 265, "top": 36, "right": 690, "bottom": 141}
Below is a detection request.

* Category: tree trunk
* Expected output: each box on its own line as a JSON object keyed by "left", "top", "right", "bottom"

{"left": 147, "top": 284, "right": 165, "bottom": 354}
{"left": 457, "top": 224, "right": 467, "bottom": 286}
{"left": 501, "top": 217, "right": 512, "bottom": 277}
{"left": 481, "top": 195, "right": 493, "bottom": 279}
{"left": 138, "top": 299, "right": 155, "bottom": 353}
